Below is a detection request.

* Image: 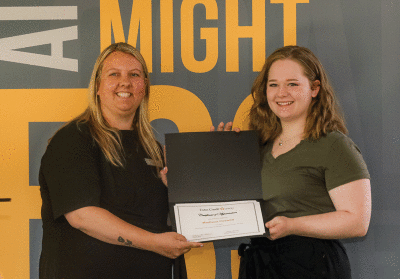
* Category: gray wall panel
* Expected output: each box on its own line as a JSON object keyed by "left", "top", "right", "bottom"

{"left": 1, "top": 0, "right": 399, "bottom": 278}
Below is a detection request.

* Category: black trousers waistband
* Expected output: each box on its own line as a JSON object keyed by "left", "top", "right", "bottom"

{"left": 238, "top": 236, "right": 351, "bottom": 279}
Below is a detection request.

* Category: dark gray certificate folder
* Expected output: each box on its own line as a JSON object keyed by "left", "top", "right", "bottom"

{"left": 165, "top": 131, "right": 263, "bottom": 203}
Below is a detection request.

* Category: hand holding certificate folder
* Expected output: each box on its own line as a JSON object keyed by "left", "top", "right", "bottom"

{"left": 165, "top": 131, "right": 266, "bottom": 242}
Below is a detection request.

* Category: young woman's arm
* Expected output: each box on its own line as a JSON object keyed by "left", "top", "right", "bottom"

{"left": 265, "top": 178, "right": 371, "bottom": 240}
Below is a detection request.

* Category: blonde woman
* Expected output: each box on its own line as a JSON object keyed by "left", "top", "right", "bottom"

{"left": 39, "top": 42, "right": 201, "bottom": 279}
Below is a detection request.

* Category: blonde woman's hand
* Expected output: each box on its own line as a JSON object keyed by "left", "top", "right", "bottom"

{"left": 159, "top": 145, "right": 168, "bottom": 186}
{"left": 150, "top": 232, "right": 203, "bottom": 259}
{"left": 159, "top": 167, "right": 168, "bottom": 186}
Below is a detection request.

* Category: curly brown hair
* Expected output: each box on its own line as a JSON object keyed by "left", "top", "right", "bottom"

{"left": 249, "top": 45, "right": 347, "bottom": 143}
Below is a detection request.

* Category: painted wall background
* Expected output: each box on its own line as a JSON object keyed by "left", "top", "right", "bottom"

{"left": 0, "top": 0, "right": 399, "bottom": 278}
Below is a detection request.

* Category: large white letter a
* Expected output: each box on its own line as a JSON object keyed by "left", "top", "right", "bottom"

{"left": 0, "top": 26, "right": 78, "bottom": 72}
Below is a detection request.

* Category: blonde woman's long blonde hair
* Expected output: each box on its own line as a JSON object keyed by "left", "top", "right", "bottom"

{"left": 249, "top": 45, "right": 347, "bottom": 144}
{"left": 72, "top": 42, "right": 163, "bottom": 169}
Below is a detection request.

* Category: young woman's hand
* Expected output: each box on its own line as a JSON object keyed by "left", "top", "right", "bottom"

{"left": 210, "top": 122, "right": 240, "bottom": 132}
{"left": 265, "top": 216, "right": 294, "bottom": 240}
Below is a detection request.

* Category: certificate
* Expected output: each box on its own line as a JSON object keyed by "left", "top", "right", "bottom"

{"left": 174, "top": 200, "right": 265, "bottom": 242}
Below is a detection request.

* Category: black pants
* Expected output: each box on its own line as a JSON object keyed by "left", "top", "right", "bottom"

{"left": 238, "top": 236, "right": 351, "bottom": 279}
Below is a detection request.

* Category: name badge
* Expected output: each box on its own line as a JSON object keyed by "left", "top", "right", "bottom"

{"left": 144, "top": 158, "right": 156, "bottom": 166}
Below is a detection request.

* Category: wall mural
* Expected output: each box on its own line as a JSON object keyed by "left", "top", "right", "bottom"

{"left": 1, "top": 0, "right": 399, "bottom": 278}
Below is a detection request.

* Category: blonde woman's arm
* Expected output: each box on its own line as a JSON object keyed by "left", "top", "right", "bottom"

{"left": 65, "top": 206, "right": 203, "bottom": 259}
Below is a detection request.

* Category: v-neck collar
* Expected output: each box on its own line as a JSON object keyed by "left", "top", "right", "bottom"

{"left": 265, "top": 140, "right": 306, "bottom": 163}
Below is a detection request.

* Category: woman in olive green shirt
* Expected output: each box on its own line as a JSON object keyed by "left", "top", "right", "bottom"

{"left": 231, "top": 46, "right": 371, "bottom": 278}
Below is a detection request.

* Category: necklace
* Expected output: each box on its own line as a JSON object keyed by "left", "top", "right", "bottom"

{"left": 277, "top": 133, "right": 303, "bottom": 146}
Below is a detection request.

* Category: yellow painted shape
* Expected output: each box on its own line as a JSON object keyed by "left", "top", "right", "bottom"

{"left": 226, "top": 0, "right": 266, "bottom": 72}
{"left": 181, "top": 0, "right": 219, "bottom": 73}
{"left": 0, "top": 88, "right": 88, "bottom": 279}
{"left": 100, "top": 0, "right": 126, "bottom": 49}
{"left": 232, "top": 94, "right": 253, "bottom": 130}
{"left": 160, "top": 0, "right": 174, "bottom": 72}
{"left": 127, "top": 0, "right": 152, "bottom": 71}
{"left": 231, "top": 250, "right": 240, "bottom": 279}
{"left": 149, "top": 85, "right": 212, "bottom": 132}
{"left": 184, "top": 242, "right": 216, "bottom": 279}
{"left": 100, "top": 0, "right": 153, "bottom": 71}
{"left": 270, "top": 0, "right": 309, "bottom": 46}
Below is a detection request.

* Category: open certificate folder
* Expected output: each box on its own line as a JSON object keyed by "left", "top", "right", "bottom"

{"left": 165, "top": 131, "right": 266, "bottom": 242}
{"left": 174, "top": 200, "right": 265, "bottom": 242}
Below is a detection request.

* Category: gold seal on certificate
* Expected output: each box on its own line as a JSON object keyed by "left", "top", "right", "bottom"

{"left": 174, "top": 200, "right": 265, "bottom": 242}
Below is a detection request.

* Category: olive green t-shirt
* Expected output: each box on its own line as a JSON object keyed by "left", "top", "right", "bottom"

{"left": 260, "top": 131, "right": 370, "bottom": 222}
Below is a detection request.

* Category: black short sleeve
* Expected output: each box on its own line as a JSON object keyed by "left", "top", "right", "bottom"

{"left": 40, "top": 122, "right": 101, "bottom": 220}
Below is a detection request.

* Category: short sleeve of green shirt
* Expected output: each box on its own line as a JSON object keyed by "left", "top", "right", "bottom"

{"left": 324, "top": 133, "right": 370, "bottom": 191}
{"left": 260, "top": 131, "right": 370, "bottom": 221}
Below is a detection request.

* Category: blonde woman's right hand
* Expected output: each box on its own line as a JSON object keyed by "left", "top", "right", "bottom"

{"left": 150, "top": 232, "right": 203, "bottom": 259}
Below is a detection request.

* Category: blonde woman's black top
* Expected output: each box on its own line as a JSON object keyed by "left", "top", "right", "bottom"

{"left": 39, "top": 121, "right": 172, "bottom": 279}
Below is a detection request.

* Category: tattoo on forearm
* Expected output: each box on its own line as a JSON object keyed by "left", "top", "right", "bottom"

{"left": 118, "top": 236, "right": 133, "bottom": 247}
